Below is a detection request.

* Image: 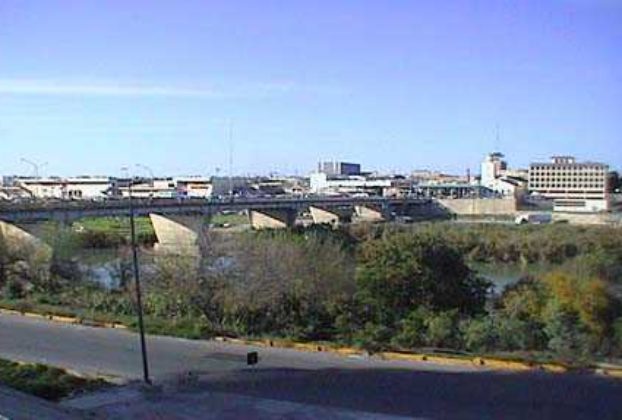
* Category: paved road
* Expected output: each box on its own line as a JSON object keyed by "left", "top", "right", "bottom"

{"left": 2, "top": 313, "right": 622, "bottom": 419}
{"left": 0, "top": 313, "right": 475, "bottom": 382}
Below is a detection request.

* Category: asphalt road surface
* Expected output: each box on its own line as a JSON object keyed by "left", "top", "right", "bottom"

{"left": 2, "top": 312, "right": 622, "bottom": 419}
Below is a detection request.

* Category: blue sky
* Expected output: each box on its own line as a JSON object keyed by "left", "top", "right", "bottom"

{"left": 1, "top": 0, "right": 620, "bottom": 177}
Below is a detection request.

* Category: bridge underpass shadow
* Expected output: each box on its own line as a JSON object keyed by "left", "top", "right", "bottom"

{"left": 185, "top": 366, "right": 622, "bottom": 420}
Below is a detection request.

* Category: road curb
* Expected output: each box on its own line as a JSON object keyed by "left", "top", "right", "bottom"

{"left": 595, "top": 368, "right": 622, "bottom": 378}
{"left": 0, "top": 307, "right": 127, "bottom": 330}
{"left": 215, "top": 336, "right": 576, "bottom": 374}
{"left": 1, "top": 306, "right": 617, "bottom": 378}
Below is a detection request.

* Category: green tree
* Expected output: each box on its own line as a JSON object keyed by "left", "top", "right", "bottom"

{"left": 425, "top": 310, "right": 461, "bottom": 348}
{"left": 391, "top": 307, "right": 430, "bottom": 349}
{"left": 495, "top": 315, "right": 546, "bottom": 351}
{"left": 542, "top": 272, "right": 614, "bottom": 342}
{"left": 462, "top": 317, "right": 497, "bottom": 352}
{"left": 544, "top": 303, "right": 591, "bottom": 360}
{"left": 612, "top": 318, "right": 622, "bottom": 357}
{"left": 356, "top": 233, "right": 490, "bottom": 326}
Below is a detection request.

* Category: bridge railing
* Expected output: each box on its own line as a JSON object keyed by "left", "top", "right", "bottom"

{"left": 0, "top": 196, "right": 426, "bottom": 213}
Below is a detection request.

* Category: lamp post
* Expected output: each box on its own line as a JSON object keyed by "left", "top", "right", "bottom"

{"left": 136, "top": 164, "right": 155, "bottom": 186}
{"left": 20, "top": 158, "right": 48, "bottom": 178}
{"left": 121, "top": 167, "right": 151, "bottom": 385}
{"left": 136, "top": 164, "right": 155, "bottom": 199}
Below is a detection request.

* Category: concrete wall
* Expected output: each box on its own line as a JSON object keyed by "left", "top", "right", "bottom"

{"left": 552, "top": 212, "right": 622, "bottom": 226}
{"left": 437, "top": 198, "right": 517, "bottom": 216}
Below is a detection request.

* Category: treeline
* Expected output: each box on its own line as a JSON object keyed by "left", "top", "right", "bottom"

{"left": 3, "top": 222, "right": 622, "bottom": 363}
{"left": 352, "top": 222, "right": 622, "bottom": 265}
{"left": 349, "top": 223, "right": 622, "bottom": 286}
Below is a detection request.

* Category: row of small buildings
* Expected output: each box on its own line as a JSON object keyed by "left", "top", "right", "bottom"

{"left": 0, "top": 176, "right": 305, "bottom": 201}
{"left": 0, "top": 176, "right": 212, "bottom": 201}
{"left": 1, "top": 155, "right": 617, "bottom": 213}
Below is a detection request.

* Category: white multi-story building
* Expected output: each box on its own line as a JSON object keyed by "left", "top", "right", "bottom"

{"left": 309, "top": 172, "right": 393, "bottom": 196}
{"left": 175, "top": 177, "right": 213, "bottom": 198}
{"left": 529, "top": 156, "right": 610, "bottom": 212}
{"left": 480, "top": 152, "right": 527, "bottom": 198}
{"left": 117, "top": 177, "right": 213, "bottom": 199}
{"left": 17, "top": 177, "right": 111, "bottom": 200}
{"left": 481, "top": 152, "right": 507, "bottom": 187}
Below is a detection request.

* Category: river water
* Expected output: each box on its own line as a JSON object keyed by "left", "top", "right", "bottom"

{"left": 473, "top": 262, "right": 555, "bottom": 293}
{"left": 75, "top": 247, "right": 555, "bottom": 294}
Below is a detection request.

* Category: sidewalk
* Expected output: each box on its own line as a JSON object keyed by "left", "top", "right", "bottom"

{"left": 0, "top": 386, "right": 81, "bottom": 420}
{"left": 63, "top": 384, "right": 415, "bottom": 419}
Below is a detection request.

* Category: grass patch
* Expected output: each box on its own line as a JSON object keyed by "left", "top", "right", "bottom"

{"left": 75, "top": 216, "right": 154, "bottom": 236}
{"left": 138, "top": 316, "right": 215, "bottom": 339}
{"left": 0, "top": 298, "right": 134, "bottom": 326}
{"left": 0, "top": 358, "right": 108, "bottom": 401}
{"left": 0, "top": 298, "right": 215, "bottom": 340}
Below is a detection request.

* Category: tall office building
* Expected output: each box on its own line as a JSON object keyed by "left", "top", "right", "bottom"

{"left": 529, "top": 156, "right": 610, "bottom": 212}
{"left": 318, "top": 161, "right": 361, "bottom": 176}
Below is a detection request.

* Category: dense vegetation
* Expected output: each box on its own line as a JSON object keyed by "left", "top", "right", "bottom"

{"left": 1, "top": 222, "right": 622, "bottom": 365}
{"left": 0, "top": 358, "right": 107, "bottom": 401}
{"left": 73, "top": 217, "right": 157, "bottom": 248}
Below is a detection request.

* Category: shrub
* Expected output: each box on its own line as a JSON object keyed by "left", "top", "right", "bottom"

{"left": 462, "top": 317, "right": 497, "bottom": 352}
{"left": 425, "top": 310, "right": 461, "bottom": 348}
{"left": 544, "top": 303, "right": 592, "bottom": 360}
{"left": 2, "top": 279, "right": 25, "bottom": 300}
{"left": 391, "top": 307, "right": 430, "bottom": 349}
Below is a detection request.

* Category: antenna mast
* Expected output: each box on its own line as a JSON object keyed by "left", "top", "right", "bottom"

{"left": 228, "top": 121, "right": 233, "bottom": 197}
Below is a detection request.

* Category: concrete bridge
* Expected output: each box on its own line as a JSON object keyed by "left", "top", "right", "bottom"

{"left": 0, "top": 196, "right": 431, "bottom": 224}
{"left": 0, "top": 197, "right": 443, "bottom": 255}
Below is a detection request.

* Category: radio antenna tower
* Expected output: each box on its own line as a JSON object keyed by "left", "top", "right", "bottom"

{"left": 228, "top": 120, "right": 234, "bottom": 197}
{"left": 494, "top": 123, "right": 501, "bottom": 153}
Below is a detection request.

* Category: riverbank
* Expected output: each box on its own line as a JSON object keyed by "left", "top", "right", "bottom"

{"left": 2, "top": 222, "right": 622, "bottom": 372}
{"left": 0, "top": 357, "right": 108, "bottom": 401}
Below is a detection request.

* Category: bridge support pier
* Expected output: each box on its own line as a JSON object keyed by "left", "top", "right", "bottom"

{"left": 354, "top": 205, "right": 386, "bottom": 222}
{"left": 149, "top": 214, "right": 203, "bottom": 256}
{"left": 249, "top": 209, "right": 297, "bottom": 230}
{"left": 0, "top": 219, "right": 52, "bottom": 264}
{"left": 309, "top": 206, "right": 352, "bottom": 227}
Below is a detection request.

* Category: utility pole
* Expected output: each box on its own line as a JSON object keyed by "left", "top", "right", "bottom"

{"left": 228, "top": 121, "right": 234, "bottom": 198}
{"left": 122, "top": 167, "right": 151, "bottom": 385}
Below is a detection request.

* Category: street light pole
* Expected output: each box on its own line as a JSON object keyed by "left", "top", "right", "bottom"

{"left": 136, "top": 164, "right": 155, "bottom": 186}
{"left": 20, "top": 158, "right": 48, "bottom": 178}
{"left": 123, "top": 168, "right": 151, "bottom": 385}
{"left": 136, "top": 163, "right": 155, "bottom": 200}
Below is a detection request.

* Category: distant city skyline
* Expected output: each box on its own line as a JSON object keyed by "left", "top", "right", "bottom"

{"left": 1, "top": 1, "right": 620, "bottom": 176}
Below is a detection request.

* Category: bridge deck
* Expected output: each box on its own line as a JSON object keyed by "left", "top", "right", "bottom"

{"left": 0, "top": 197, "right": 430, "bottom": 223}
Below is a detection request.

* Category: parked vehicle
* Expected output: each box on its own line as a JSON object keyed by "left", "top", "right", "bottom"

{"left": 515, "top": 213, "right": 552, "bottom": 225}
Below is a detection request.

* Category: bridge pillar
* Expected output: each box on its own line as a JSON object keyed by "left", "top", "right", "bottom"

{"left": 249, "top": 209, "right": 297, "bottom": 230}
{"left": 149, "top": 214, "right": 204, "bottom": 256}
{"left": 0, "top": 219, "right": 53, "bottom": 262}
{"left": 309, "top": 206, "right": 352, "bottom": 227}
{"left": 354, "top": 205, "right": 386, "bottom": 222}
